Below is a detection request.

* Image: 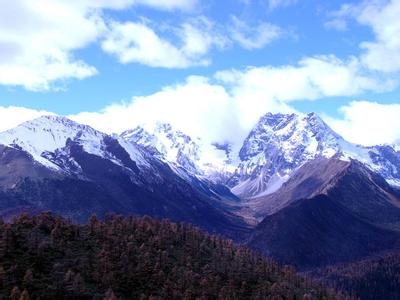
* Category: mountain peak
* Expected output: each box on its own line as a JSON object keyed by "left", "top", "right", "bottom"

{"left": 239, "top": 112, "right": 340, "bottom": 161}
{"left": 256, "top": 112, "right": 296, "bottom": 131}
{"left": 121, "top": 123, "right": 235, "bottom": 180}
{"left": 121, "top": 123, "right": 202, "bottom": 174}
{"left": 36, "top": 114, "right": 72, "bottom": 122}
{"left": 232, "top": 111, "right": 400, "bottom": 198}
{"left": 18, "top": 115, "right": 100, "bottom": 134}
{"left": 0, "top": 115, "right": 107, "bottom": 169}
{"left": 306, "top": 111, "right": 318, "bottom": 118}
{"left": 305, "top": 112, "right": 325, "bottom": 126}
{"left": 233, "top": 112, "right": 347, "bottom": 198}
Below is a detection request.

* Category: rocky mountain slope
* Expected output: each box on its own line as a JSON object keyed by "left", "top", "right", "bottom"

{"left": 121, "top": 123, "right": 235, "bottom": 183}
{"left": 1, "top": 112, "right": 400, "bottom": 299}
{"left": 245, "top": 157, "right": 400, "bottom": 223}
{"left": 248, "top": 194, "right": 400, "bottom": 270}
{"left": 127, "top": 113, "right": 400, "bottom": 203}
{"left": 0, "top": 116, "right": 248, "bottom": 239}
{"left": 231, "top": 112, "right": 400, "bottom": 199}
{"left": 246, "top": 157, "right": 400, "bottom": 269}
{"left": 1, "top": 112, "right": 400, "bottom": 256}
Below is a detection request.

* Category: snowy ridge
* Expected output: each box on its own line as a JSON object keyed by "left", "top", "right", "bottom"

{"left": 0, "top": 116, "right": 106, "bottom": 169}
{"left": 393, "top": 140, "right": 400, "bottom": 152}
{"left": 121, "top": 123, "right": 235, "bottom": 181}
{"left": 231, "top": 112, "right": 344, "bottom": 198}
{"left": 0, "top": 115, "right": 149, "bottom": 171}
{"left": 121, "top": 123, "right": 201, "bottom": 173}
{"left": 0, "top": 113, "right": 398, "bottom": 201}
{"left": 232, "top": 112, "right": 400, "bottom": 198}
{"left": 119, "top": 113, "right": 400, "bottom": 198}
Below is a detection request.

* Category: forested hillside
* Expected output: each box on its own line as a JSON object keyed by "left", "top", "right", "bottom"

{"left": 0, "top": 213, "right": 343, "bottom": 299}
{"left": 310, "top": 251, "right": 400, "bottom": 300}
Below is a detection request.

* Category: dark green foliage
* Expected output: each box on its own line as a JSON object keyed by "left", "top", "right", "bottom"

{"left": 0, "top": 213, "right": 343, "bottom": 299}
{"left": 310, "top": 251, "right": 400, "bottom": 300}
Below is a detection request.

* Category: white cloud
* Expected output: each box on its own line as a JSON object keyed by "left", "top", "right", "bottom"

{"left": 85, "top": 0, "right": 199, "bottom": 11}
{"left": 229, "top": 16, "right": 282, "bottom": 50}
{"left": 0, "top": 0, "right": 104, "bottom": 91}
{"left": 324, "top": 18, "right": 348, "bottom": 31}
{"left": 178, "top": 17, "right": 228, "bottom": 57}
{"left": 71, "top": 76, "right": 243, "bottom": 144}
{"left": 0, "top": 0, "right": 199, "bottom": 91}
{"left": 0, "top": 106, "right": 54, "bottom": 132}
{"left": 130, "top": 0, "right": 198, "bottom": 11}
{"left": 101, "top": 14, "right": 287, "bottom": 68}
{"left": 357, "top": 0, "right": 400, "bottom": 73}
{"left": 101, "top": 18, "right": 228, "bottom": 68}
{"left": 326, "top": 0, "right": 400, "bottom": 73}
{"left": 1, "top": 53, "right": 397, "bottom": 148}
{"left": 70, "top": 55, "right": 387, "bottom": 148}
{"left": 267, "top": 0, "right": 298, "bottom": 10}
{"left": 324, "top": 3, "right": 355, "bottom": 31}
{"left": 215, "top": 55, "right": 390, "bottom": 130}
{"left": 324, "top": 101, "right": 400, "bottom": 146}
{"left": 101, "top": 21, "right": 194, "bottom": 68}
{"left": 217, "top": 55, "right": 388, "bottom": 100}
{"left": 0, "top": 0, "right": 288, "bottom": 89}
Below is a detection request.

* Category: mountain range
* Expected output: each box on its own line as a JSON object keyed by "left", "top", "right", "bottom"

{"left": 0, "top": 115, "right": 248, "bottom": 240}
{"left": 0, "top": 112, "right": 400, "bottom": 270}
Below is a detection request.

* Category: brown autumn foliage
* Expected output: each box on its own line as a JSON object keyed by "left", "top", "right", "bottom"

{"left": 0, "top": 212, "right": 345, "bottom": 299}
{"left": 310, "top": 251, "right": 400, "bottom": 300}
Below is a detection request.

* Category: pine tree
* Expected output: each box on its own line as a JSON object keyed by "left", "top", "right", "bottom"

{"left": 90, "top": 214, "right": 99, "bottom": 234}
{"left": 0, "top": 213, "right": 342, "bottom": 299}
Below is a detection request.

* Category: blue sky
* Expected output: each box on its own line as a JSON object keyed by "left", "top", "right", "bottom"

{"left": 0, "top": 0, "right": 400, "bottom": 146}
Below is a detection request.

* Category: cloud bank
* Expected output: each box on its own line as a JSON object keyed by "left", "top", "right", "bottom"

{"left": 1, "top": 59, "right": 399, "bottom": 148}
{"left": 67, "top": 55, "right": 398, "bottom": 148}
{"left": 324, "top": 101, "right": 400, "bottom": 146}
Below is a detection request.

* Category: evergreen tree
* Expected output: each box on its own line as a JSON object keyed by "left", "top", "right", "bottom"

{"left": 0, "top": 213, "right": 343, "bottom": 299}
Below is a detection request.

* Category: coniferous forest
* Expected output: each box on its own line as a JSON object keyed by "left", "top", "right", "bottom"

{"left": 0, "top": 213, "right": 344, "bottom": 300}
{"left": 310, "top": 251, "right": 400, "bottom": 300}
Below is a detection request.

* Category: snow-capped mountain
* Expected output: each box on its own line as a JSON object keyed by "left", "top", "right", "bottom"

{"left": 118, "top": 113, "right": 400, "bottom": 200}
{"left": 0, "top": 112, "right": 399, "bottom": 231}
{"left": 247, "top": 157, "right": 400, "bottom": 270}
{"left": 121, "top": 123, "right": 235, "bottom": 182}
{"left": 0, "top": 116, "right": 247, "bottom": 237}
{"left": 393, "top": 139, "right": 400, "bottom": 152}
{"left": 231, "top": 112, "right": 400, "bottom": 198}
{"left": 0, "top": 115, "right": 149, "bottom": 173}
{"left": 121, "top": 123, "right": 202, "bottom": 174}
